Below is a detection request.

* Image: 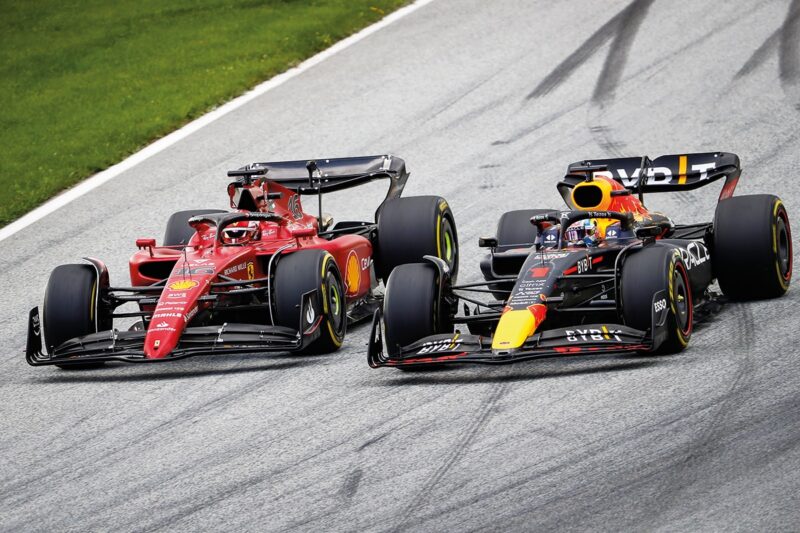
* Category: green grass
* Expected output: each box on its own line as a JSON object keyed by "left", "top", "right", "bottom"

{"left": 0, "top": 0, "right": 408, "bottom": 226}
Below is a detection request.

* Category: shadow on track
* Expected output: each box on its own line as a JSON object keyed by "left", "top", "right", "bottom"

{"left": 27, "top": 355, "right": 325, "bottom": 384}
{"left": 374, "top": 355, "right": 669, "bottom": 386}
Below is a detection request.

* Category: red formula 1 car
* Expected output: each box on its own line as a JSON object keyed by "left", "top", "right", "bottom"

{"left": 368, "top": 151, "right": 792, "bottom": 368}
{"left": 27, "top": 155, "right": 458, "bottom": 367}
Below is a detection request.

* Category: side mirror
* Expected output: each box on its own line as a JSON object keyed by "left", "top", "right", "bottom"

{"left": 319, "top": 213, "right": 334, "bottom": 232}
{"left": 136, "top": 238, "right": 156, "bottom": 256}
{"left": 478, "top": 236, "right": 498, "bottom": 248}
{"left": 290, "top": 226, "right": 316, "bottom": 239}
{"left": 634, "top": 225, "right": 662, "bottom": 239}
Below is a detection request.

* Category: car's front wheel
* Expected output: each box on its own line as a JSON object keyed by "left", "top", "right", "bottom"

{"left": 621, "top": 245, "right": 693, "bottom": 354}
{"left": 273, "top": 250, "right": 346, "bottom": 354}
{"left": 43, "top": 264, "right": 109, "bottom": 369}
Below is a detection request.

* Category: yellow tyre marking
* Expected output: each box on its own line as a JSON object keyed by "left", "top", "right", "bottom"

{"left": 326, "top": 322, "right": 343, "bottom": 347}
{"left": 320, "top": 254, "right": 332, "bottom": 314}
{"left": 89, "top": 281, "right": 97, "bottom": 323}
{"left": 678, "top": 155, "right": 688, "bottom": 185}
{"left": 436, "top": 214, "right": 442, "bottom": 258}
{"left": 319, "top": 253, "right": 343, "bottom": 345}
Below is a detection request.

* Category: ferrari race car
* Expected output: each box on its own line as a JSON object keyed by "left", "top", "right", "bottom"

{"left": 368, "top": 151, "right": 792, "bottom": 368}
{"left": 27, "top": 155, "right": 458, "bottom": 368}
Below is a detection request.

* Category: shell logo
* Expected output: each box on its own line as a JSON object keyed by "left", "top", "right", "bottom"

{"left": 168, "top": 280, "right": 199, "bottom": 291}
{"left": 345, "top": 250, "right": 361, "bottom": 296}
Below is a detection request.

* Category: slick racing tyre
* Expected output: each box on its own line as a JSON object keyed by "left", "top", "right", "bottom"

{"left": 713, "top": 194, "right": 792, "bottom": 300}
{"left": 43, "top": 264, "right": 108, "bottom": 369}
{"left": 488, "top": 208, "right": 555, "bottom": 299}
{"left": 621, "top": 245, "right": 693, "bottom": 354}
{"left": 163, "top": 209, "right": 227, "bottom": 246}
{"left": 495, "top": 209, "right": 555, "bottom": 252}
{"left": 376, "top": 196, "right": 458, "bottom": 283}
{"left": 383, "top": 263, "right": 452, "bottom": 364}
{"left": 273, "top": 250, "right": 346, "bottom": 354}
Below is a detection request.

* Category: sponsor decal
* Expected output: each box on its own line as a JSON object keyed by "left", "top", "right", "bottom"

{"left": 247, "top": 262, "right": 255, "bottom": 280}
{"left": 305, "top": 305, "right": 316, "bottom": 324}
{"left": 654, "top": 298, "right": 667, "bottom": 313}
{"left": 545, "top": 233, "right": 557, "bottom": 242}
{"left": 566, "top": 327, "right": 622, "bottom": 343}
{"left": 607, "top": 228, "right": 618, "bottom": 238}
{"left": 679, "top": 241, "right": 709, "bottom": 270}
{"left": 156, "top": 321, "right": 169, "bottom": 328}
{"left": 539, "top": 251, "right": 571, "bottom": 260}
{"left": 176, "top": 266, "right": 214, "bottom": 275}
{"left": 167, "top": 294, "right": 186, "bottom": 300}
{"left": 32, "top": 313, "right": 40, "bottom": 336}
{"left": 152, "top": 313, "right": 183, "bottom": 319}
{"left": 288, "top": 194, "right": 303, "bottom": 219}
{"left": 169, "top": 280, "right": 199, "bottom": 291}
{"left": 438, "top": 199, "right": 449, "bottom": 212}
{"left": 593, "top": 162, "right": 717, "bottom": 187}
{"left": 345, "top": 250, "right": 361, "bottom": 296}
{"left": 417, "top": 335, "right": 461, "bottom": 355}
{"left": 184, "top": 306, "right": 198, "bottom": 323}
{"left": 223, "top": 262, "right": 252, "bottom": 276}
{"left": 576, "top": 257, "right": 592, "bottom": 274}
{"left": 154, "top": 340, "right": 160, "bottom": 348}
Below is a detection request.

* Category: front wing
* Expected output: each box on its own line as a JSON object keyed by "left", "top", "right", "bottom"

{"left": 26, "top": 293, "right": 322, "bottom": 366}
{"left": 367, "top": 289, "right": 671, "bottom": 368}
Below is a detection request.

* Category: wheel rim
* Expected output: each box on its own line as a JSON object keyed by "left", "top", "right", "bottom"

{"left": 439, "top": 218, "right": 457, "bottom": 274}
{"left": 326, "top": 272, "right": 345, "bottom": 334}
{"left": 777, "top": 213, "right": 792, "bottom": 281}
{"left": 672, "top": 264, "right": 692, "bottom": 335}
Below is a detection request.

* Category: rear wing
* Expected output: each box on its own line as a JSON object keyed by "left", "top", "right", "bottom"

{"left": 228, "top": 154, "right": 408, "bottom": 199}
{"left": 561, "top": 151, "right": 740, "bottom": 202}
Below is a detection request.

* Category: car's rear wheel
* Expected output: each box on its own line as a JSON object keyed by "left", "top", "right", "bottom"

{"left": 273, "top": 250, "right": 346, "bottom": 354}
{"left": 43, "top": 264, "right": 108, "bottom": 369}
{"left": 495, "top": 209, "right": 554, "bottom": 252}
{"left": 383, "top": 263, "right": 452, "bottom": 366}
{"left": 163, "top": 209, "right": 227, "bottom": 246}
{"left": 487, "top": 208, "right": 555, "bottom": 298}
{"left": 713, "top": 194, "right": 792, "bottom": 300}
{"left": 621, "top": 245, "right": 693, "bottom": 354}
{"left": 376, "top": 196, "right": 458, "bottom": 283}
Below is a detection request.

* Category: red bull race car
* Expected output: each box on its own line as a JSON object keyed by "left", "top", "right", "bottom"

{"left": 27, "top": 155, "right": 458, "bottom": 368}
{"left": 368, "top": 151, "right": 792, "bottom": 368}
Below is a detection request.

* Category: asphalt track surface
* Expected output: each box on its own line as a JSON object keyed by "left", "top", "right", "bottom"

{"left": 2, "top": 0, "right": 800, "bottom": 531}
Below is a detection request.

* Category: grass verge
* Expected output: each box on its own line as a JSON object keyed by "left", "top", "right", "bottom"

{"left": 0, "top": 0, "right": 408, "bottom": 226}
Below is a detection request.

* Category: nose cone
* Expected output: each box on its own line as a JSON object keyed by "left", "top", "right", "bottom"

{"left": 491, "top": 304, "right": 547, "bottom": 353}
{"left": 144, "top": 279, "right": 203, "bottom": 358}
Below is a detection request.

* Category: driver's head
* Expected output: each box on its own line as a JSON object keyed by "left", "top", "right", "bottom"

{"left": 221, "top": 221, "right": 259, "bottom": 245}
{"left": 565, "top": 219, "right": 599, "bottom": 247}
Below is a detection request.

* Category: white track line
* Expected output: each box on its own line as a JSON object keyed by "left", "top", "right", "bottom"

{"left": 0, "top": 0, "right": 435, "bottom": 244}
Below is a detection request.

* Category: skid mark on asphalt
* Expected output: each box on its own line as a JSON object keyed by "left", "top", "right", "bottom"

{"left": 389, "top": 381, "right": 509, "bottom": 532}
{"left": 339, "top": 468, "right": 364, "bottom": 499}
{"left": 736, "top": 0, "right": 800, "bottom": 103}
{"left": 527, "top": 0, "right": 655, "bottom": 102}
{"left": 644, "top": 303, "right": 756, "bottom": 520}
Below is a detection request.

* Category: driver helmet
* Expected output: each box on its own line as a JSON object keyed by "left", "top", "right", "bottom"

{"left": 565, "top": 219, "right": 599, "bottom": 247}
{"left": 221, "top": 221, "right": 260, "bottom": 245}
